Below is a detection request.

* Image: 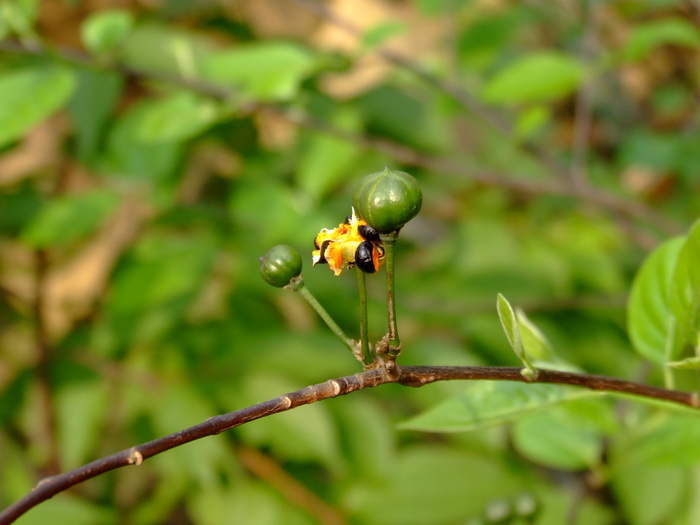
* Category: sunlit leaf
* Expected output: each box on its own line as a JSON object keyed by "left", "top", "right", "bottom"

{"left": 627, "top": 237, "right": 684, "bottom": 364}
{"left": 203, "top": 42, "right": 315, "bottom": 101}
{"left": 622, "top": 18, "right": 700, "bottom": 62}
{"left": 670, "top": 220, "right": 700, "bottom": 350}
{"left": 0, "top": 65, "right": 76, "bottom": 147}
{"left": 136, "top": 91, "right": 220, "bottom": 142}
{"left": 517, "top": 308, "right": 553, "bottom": 361}
{"left": 481, "top": 52, "right": 584, "bottom": 105}
{"left": 81, "top": 9, "right": 134, "bottom": 55}
{"left": 0, "top": 0, "right": 38, "bottom": 39}
{"left": 497, "top": 293, "right": 523, "bottom": 358}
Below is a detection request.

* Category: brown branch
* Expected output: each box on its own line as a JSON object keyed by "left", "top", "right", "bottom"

{"left": 1, "top": 365, "right": 697, "bottom": 524}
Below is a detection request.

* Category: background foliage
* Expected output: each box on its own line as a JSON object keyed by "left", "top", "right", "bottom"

{"left": 1, "top": 1, "right": 700, "bottom": 524}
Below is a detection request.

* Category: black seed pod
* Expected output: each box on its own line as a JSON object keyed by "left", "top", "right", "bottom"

{"left": 355, "top": 241, "right": 378, "bottom": 273}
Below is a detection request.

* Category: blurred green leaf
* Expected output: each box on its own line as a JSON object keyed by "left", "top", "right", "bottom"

{"left": 350, "top": 445, "right": 524, "bottom": 525}
{"left": 621, "top": 18, "right": 700, "bottom": 62}
{"left": 399, "top": 382, "right": 598, "bottom": 432}
{"left": 481, "top": 52, "right": 584, "bottom": 105}
{"left": 99, "top": 101, "right": 183, "bottom": 181}
{"left": 21, "top": 190, "right": 119, "bottom": 248}
{"left": 615, "top": 414, "right": 700, "bottom": 468}
{"left": 0, "top": 0, "right": 38, "bottom": 38}
{"left": 611, "top": 463, "right": 686, "bottom": 525}
{"left": 670, "top": 220, "right": 700, "bottom": 350}
{"left": 56, "top": 380, "right": 109, "bottom": 469}
{"left": 627, "top": 236, "right": 684, "bottom": 364}
{"left": 513, "top": 398, "right": 614, "bottom": 470}
{"left": 296, "top": 107, "right": 362, "bottom": 202}
{"left": 107, "top": 232, "right": 217, "bottom": 314}
{"left": 361, "top": 21, "right": 406, "bottom": 51}
{"left": 66, "top": 68, "right": 123, "bottom": 164}
{"left": 136, "top": 91, "right": 220, "bottom": 143}
{"left": 237, "top": 372, "right": 342, "bottom": 468}
{"left": 667, "top": 356, "right": 700, "bottom": 370}
{"left": 203, "top": 42, "right": 315, "bottom": 101}
{"left": 81, "top": 9, "right": 134, "bottom": 55}
{"left": 0, "top": 65, "right": 76, "bottom": 148}
{"left": 13, "top": 496, "right": 117, "bottom": 525}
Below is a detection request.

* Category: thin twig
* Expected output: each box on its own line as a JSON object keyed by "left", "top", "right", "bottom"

{"left": 1, "top": 365, "right": 697, "bottom": 524}
{"left": 32, "top": 249, "right": 61, "bottom": 476}
{"left": 570, "top": 0, "right": 598, "bottom": 189}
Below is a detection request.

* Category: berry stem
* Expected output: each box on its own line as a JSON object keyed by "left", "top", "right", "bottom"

{"left": 355, "top": 269, "right": 373, "bottom": 367}
{"left": 291, "top": 277, "right": 355, "bottom": 352}
{"left": 381, "top": 232, "right": 401, "bottom": 361}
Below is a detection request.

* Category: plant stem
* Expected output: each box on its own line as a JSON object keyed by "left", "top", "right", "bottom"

{"left": 355, "top": 269, "right": 373, "bottom": 367}
{"left": 381, "top": 232, "right": 401, "bottom": 361}
{"left": 292, "top": 278, "right": 355, "bottom": 353}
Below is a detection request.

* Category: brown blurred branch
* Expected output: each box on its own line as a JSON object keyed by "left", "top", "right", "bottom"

{"left": 1, "top": 365, "right": 697, "bottom": 524}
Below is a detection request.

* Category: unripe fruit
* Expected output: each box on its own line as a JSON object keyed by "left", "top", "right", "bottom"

{"left": 352, "top": 167, "right": 422, "bottom": 233}
{"left": 260, "top": 245, "right": 302, "bottom": 287}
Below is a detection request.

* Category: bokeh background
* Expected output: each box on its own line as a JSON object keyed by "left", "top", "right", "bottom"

{"left": 2, "top": 1, "right": 700, "bottom": 523}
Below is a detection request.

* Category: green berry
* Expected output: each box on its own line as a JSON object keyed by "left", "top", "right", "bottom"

{"left": 352, "top": 167, "right": 422, "bottom": 233}
{"left": 260, "top": 245, "right": 302, "bottom": 287}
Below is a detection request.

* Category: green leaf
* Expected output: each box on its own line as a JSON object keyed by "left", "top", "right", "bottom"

{"left": 611, "top": 463, "right": 686, "bottom": 525}
{"left": 136, "top": 91, "right": 220, "bottom": 143}
{"left": 99, "top": 101, "right": 183, "bottom": 181}
{"left": 21, "top": 190, "right": 120, "bottom": 248}
{"left": 361, "top": 21, "right": 406, "bottom": 51}
{"left": 517, "top": 308, "right": 553, "bottom": 361}
{"left": 0, "top": 65, "right": 76, "bottom": 148}
{"left": 81, "top": 9, "right": 134, "bottom": 55}
{"left": 481, "top": 52, "right": 584, "bottom": 105}
{"left": 398, "top": 381, "right": 598, "bottom": 432}
{"left": 12, "top": 495, "right": 117, "bottom": 525}
{"left": 497, "top": 293, "right": 524, "bottom": 358}
{"left": 670, "top": 220, "right": 700, "bottom": 350}
{"left": 56, "top": 380, "right": 109, "bottom": 469}
{"left": 0, "top": 0, "right": 39, "bottom": 39}
{"left": 513, "top": 398, "right": 614, "bottom": 470}
{"left": 67, "top": 68, "right": 124, "bottom": 164}
{"left": 667, "top": 356, "right": 700, "bottom": 370}
{"left": 296, "top": 108, "right": 362, "bottom": 202}
{"left": 351, "top": 445, "right": 524, "bottom": 525}
{"left": 627, "top": 236, "right": 684, "bottom": 364}
{"left": 203, "top": 42, "right": 315, "bottom": 102}
{"left": 616, "top": 414, "right": 700, "bottom": 468}
{"left": 621, "top": 18, "right": 700, "bottom": 62}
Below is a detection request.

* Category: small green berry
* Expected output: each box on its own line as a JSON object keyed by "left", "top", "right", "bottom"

{"left": 352, "top": 167, "right": 422, "bottom": 233}
{"left": 260, "top": 245, "right": 302, "bottom": 287}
